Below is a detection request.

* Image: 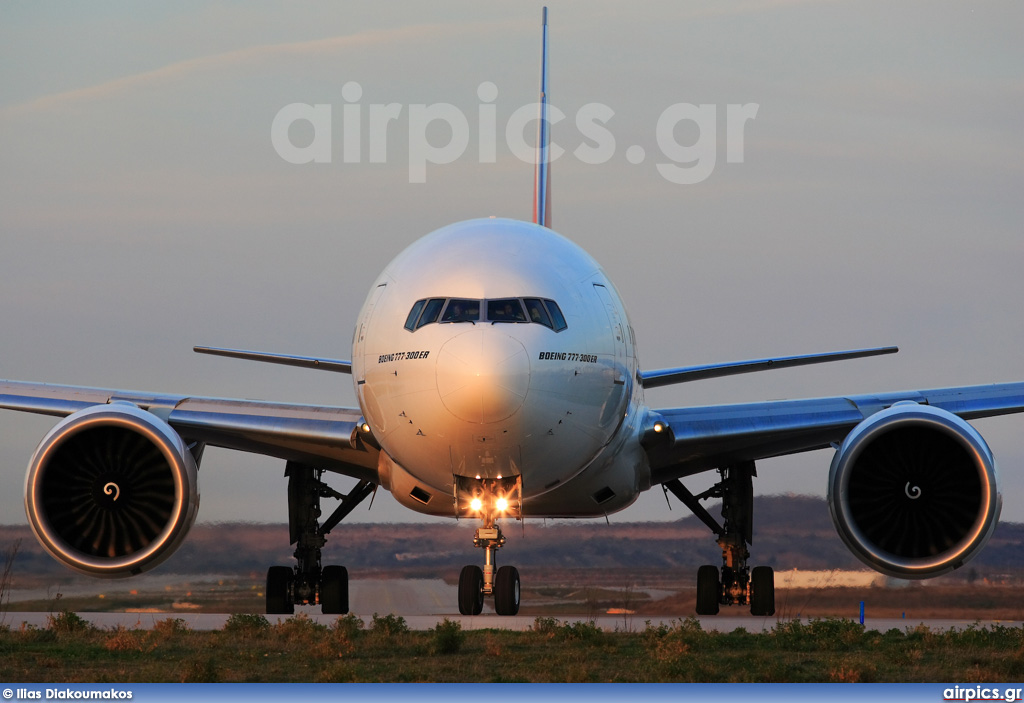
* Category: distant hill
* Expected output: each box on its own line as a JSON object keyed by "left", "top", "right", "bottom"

{"left": 2, "top": 495, "right": 1021, "bottom": 583}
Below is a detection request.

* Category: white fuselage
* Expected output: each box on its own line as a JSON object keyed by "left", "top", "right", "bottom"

{"left": 351, "top": 218, "right": 651, "bottom": 518}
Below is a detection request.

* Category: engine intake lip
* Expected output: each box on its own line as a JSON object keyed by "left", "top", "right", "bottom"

{"left": 829, "top": 403, "right": 1000, "bottom": 579}
{"left": 24, "top": 404, "right": 198, "bottom": 578}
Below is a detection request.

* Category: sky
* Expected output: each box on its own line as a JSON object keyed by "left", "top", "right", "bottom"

{"left": 1, "top": 1, "right": 1022, "bottom": 531}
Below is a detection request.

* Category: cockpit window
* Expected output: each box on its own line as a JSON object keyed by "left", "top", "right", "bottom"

{"left": 523, "top": 298, "right": 552, "bottom": 328}
{"left": 545, "top": 299, "right": 568, "bottom": 331}
{"left": 487, "top": 298, "right": 527, "bottom": 322}
{"left": 405, "top": 297, "right": 566, "bottom": 332}
{"left": 403, "top": 299, "right": 426, "bottom": 331}
{"left": 415, "top": 298, "right": 446, "bottom": 329}
{"left": 441, "top": 299, "right": 480, "bottom": 322}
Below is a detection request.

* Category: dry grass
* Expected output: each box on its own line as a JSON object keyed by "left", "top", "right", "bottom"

{"left": 4, "top": 611, "right": 1024, "bottom": 682}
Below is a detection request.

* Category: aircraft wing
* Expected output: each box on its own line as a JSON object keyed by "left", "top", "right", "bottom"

{"left": 645, "top": 381, "right": 1024, "bottom": 485}
{"left": 638, "top": 346, "right": 898, "bottom": 388}
{"left": 0, "top": 380, "right": 379, "bottom": 482}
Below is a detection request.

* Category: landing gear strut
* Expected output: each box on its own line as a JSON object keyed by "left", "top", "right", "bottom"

{"left": 664, "top": 460, "right": 775, "bottom": 616}
{"left": 456, "top": 475, "right": 522, "bottom": 616}
{"left": 458, "top": 521, "right": 520, "bottom": 616}
{"left": 266, "top": 461, "right": 375, "bottom": 615}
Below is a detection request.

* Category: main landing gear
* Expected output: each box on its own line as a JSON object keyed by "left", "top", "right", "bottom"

{"left": 664, "top": 460, "right": 775, "bottom": 617}
{"left": 265, "top": 461, "right": 375, "bottom": 615}
{"left": 456, "top": 475, "right": 522, "bottom": 616}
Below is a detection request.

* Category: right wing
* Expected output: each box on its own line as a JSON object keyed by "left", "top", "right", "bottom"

{"left": 644, "top": 381, "right": 1024, "bottom": 485}
{"left": 0, "top": 380, "right": 378, "bottom": 481}
{"left": 192, "top": 346, "right": 352, "bottom": 374}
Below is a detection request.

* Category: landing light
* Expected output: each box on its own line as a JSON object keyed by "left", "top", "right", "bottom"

{"left": 361, "top": 423, "right": 370, "bottom": 433}
{"left": 470, "top": 498, "right": 483, "bottom": 511}
{"left": 496, "top": 497, "right": 509, "bottom": 512}
{"left": 654, "top": 422, "right": 665, "bottom": 433}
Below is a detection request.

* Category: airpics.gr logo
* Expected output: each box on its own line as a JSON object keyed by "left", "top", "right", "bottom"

{"left": 270, "top": 81, "right": 758, "bottom": 185}
{"left": 943, "top": 685, "right": 1024, "bottom": 702}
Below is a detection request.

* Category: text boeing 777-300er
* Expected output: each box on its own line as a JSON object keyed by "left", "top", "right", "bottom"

{"left": 2, "top": 9, "right": 1023, "bottom": 617}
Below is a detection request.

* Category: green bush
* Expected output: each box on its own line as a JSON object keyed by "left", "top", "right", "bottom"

{"left": 530, "top": 617, "right": 604, "bottom": 643}
{"left": 769, "top": 618, "right": 808, "bottom": 649}
{"left": 642, "top": 620, "right": 671, "bottom": 639}
{"left": 274, "top": 612, "right": 328, "bottom": 643}
{"left": 431, "top": 618, "right": 465, "bottom": 654}
{"left": 532, "top": 616, "right": 561, "bottom": 637}
{"left": 805, "top": 617, "right": 865, "bottom": 650}
{"left": 370, "top": 613, "right": 409, "bottom": 637}
{"left": 223, "top": 613, "right": 270, "bottom": 636}
{"left": 16, "top": 622, "right": 56, "bottom": 643}
{"left": 153, "top": 618, "right": 190, "bottom": 638}
{"left": 561, "top": 620, "right": 604, "bottom": 642}
{"left": 47, "top": 610, "right": 94, "bottom": 636}
{"left": 332, "top": 613, "right": 364, "bottom": 640}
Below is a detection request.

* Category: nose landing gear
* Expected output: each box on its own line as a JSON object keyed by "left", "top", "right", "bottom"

{"left": 455, "top": 475, "right": 522, "bottom": 616}
{"left": 458, "top": 522, "right": 521, "bottom": 615}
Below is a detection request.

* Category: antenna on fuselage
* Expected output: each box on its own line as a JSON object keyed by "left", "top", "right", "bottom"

{"left": 532, "top": 6, "right": 552, "bottom": 229}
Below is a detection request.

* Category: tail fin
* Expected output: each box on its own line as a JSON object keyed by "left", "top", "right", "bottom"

{"left": 532, "top": 6, "right": 552, "bottom": 229}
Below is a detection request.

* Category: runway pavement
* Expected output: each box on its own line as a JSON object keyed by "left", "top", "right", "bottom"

{"left": 3, "top": 578, "right": 1021, "bottom": 633}
{"left": 4, "top": 610, "right": 1016, "bottom": 634}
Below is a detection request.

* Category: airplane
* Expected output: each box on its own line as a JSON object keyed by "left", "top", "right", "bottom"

{"left": 2, "top": 8, "right": 1022, "bottom": 618}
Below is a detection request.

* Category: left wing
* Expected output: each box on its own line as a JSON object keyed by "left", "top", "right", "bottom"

{"left": 0, "top": 380, "right": 378, "bottom": 481}
{"left": 644, "top": 381, "right": 1024, "bottom": 485}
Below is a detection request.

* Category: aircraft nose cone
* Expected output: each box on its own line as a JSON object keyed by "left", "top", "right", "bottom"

{"left": 436, "top": 327, "right": 530, "bottom": 424}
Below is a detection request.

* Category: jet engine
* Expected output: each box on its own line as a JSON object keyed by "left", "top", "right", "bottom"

{"left": 828, "top": 402, "right": 1000, "bottom": 579}
{"left": 24, "top": 403, "right": 200, "bottom": 578}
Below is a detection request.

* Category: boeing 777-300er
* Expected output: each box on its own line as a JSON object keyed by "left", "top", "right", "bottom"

{"left": 2, "top": 9, "right": 1023, "bottom": 617}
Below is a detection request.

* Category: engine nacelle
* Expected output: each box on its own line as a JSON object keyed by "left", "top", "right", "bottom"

{"left": 828, "top": 402, "right": 1000, "bottom": 579}
{"left": 24, "top": 403, "right": 200, "bottom": 578}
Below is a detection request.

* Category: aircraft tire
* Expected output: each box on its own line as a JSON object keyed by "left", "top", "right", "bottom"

{"left": 494, "top": 565, "right": 521, "bottom": 616}
{"left": 266, "top": 566, "right": 294, "bottom": 615}
{"left": 695, "top": 564, "right": 720, "bottom": 615}
{"left": 458, "top": 565, "right": 484, "bottom": 615}
{"left": 750, "top": 566, "right": 775, "bottom": 616}
{"left": 321, "top": 565, "right": 349, "bottom": 614}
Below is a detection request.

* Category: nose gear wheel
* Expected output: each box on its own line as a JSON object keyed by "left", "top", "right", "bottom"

{"left": 457, "top": 521, "right": 522, "bottom": 616}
